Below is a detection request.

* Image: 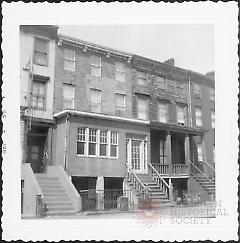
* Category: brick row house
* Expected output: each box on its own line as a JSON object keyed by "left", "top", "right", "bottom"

{"left": 21, "top": 26, "right": 215, "bottom": 216}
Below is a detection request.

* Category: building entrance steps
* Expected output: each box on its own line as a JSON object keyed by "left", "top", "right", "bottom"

{"left": 35, "top": 173, "right": 77, "bottom": 216}
{"left": 192, "top": 174, "right": 215, "bottom": 196}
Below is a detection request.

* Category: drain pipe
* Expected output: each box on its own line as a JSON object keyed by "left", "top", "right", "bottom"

{"left": 64, "top": 113, "right": 70, "bottom": 171}
{"left": 187, "top": 72, "right": 193, "bottom": 126}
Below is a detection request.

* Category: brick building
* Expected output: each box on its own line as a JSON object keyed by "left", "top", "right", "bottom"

{"left": 21, "top": 27, "right": 215, "bottom": 216}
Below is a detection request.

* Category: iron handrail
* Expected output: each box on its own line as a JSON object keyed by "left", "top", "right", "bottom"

{"left": 189, "top": 160, "right": 213, "bottom": 182}
{"left": 148, "top": 162, "right": 170, "bottom": 189}
{"left": 203, "top": 161, "right": 215, "bottom": 172}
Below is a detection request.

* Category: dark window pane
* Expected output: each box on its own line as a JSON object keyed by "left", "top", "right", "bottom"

{"left": 89, "top": 143, "right": 96, "bottom": 155}
{"left": 77, "top": 142, "right": 85, "bottom": 155}
{"left": 100, "top": 144, "right": 107, "bottom": 156}
{"left": 111, "top": 145, "right": 117, "bottom": 157}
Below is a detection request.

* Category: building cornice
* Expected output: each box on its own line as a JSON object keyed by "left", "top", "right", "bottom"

{"left": 58, "top": 34, "right": 133, "bottom": 62}
{"left": 54, "top": 110, "right": 150, "bottom": 125}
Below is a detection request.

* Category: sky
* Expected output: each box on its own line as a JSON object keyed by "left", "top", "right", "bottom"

{"left": 59, "top": 25, "right": 214, "bottom": 75}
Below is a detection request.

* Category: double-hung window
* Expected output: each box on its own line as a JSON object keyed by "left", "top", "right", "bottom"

{"left": 197, "top": 144, "right": 203, "bottom": 162}
{"left": 88, "top": 129, "right": 97, "bottom": 156}
{"left": 110, "top": 132, "right": 118, "bottom": 158}
{"left": 115, "top": 62, "right": 125, "bottom": 81}
{"left": 116, "top": 93, "right": 126, "bottom": 111}
{"left": 209, "top": 88, "right": 215, "bottom": 102}
{"left": 156, "top": 76, "right": 166, "bottom": 89}
{"left": 34, "top": 38, "right": 48, "bottom": 66}
{"left": 137, "top": 96, "right": 148, "bottom": 120}
{"left": 159, "top": 140, "right": 166, "bottom": 164}
{"left": 91, "top": 55, "right": 101, "bottom": 77}
{"left": 211, "top": 110, "right": 215, "bottom": 128}
{"left": 77, "top": 128, "right": 86, "bottom": 155}
{"left": 32, "top": 81, "right": 45, "bottom": 110}
{"left": 63, "top": 84, "right": 75, "bottom": 109}
{"left": 158, "top": 102, "right": 168, "bottom": 123}
{"left": 193, "top": 83, "right": 201, "bottom": 98}
{"left": 137, "top": 71, "right": 147, "bottom": 86}
{"left": 100, "top": 131, "right": 108, "bottom": 157}
{"left": 195, "top": 107, "right": 202, "bottom": 127}
{"left": 63, "top": 48, "right": 75, "bottom": 71}
{"left": 90, "top": 89, "right": 101, "bottom": 113}
{"left": 176, "top": 105, "right": 186, "bottom": 125}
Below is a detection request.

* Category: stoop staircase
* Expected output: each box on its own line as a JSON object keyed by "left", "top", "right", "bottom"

{"left": 193, "top": 175, "right": 215, "bottom": 196}
{"left": 125, "top": 162, "right": 173, "bottom": 208}
{"left": 189, "top": 160, "right": 215, "bottom": 200}
{"left": 35, "top": 174, "right": 77, "bottom": 216}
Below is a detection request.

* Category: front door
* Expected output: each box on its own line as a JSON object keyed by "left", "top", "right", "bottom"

{"left": 27, "top": 136, "right": 45, "bottom": 173}
{"left": 127, "top": 139, "right": 147, "bottom": 174}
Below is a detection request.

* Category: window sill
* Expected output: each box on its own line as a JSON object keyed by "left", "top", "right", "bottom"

{"left": 64, "top": 68, "right": 75, "bottom": 72}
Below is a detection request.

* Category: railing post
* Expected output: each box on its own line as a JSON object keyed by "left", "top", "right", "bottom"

{"left": 184, "top": 134, "right": 191, "bottom": 175}
{"left": 166, "top": 132, "right": 172, "bottom": 165}
{"left": 169, "top": 179, "right": 174, "bottom": 204}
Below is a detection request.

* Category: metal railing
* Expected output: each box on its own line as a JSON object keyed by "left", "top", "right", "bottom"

{"left": 125, "top": 162, "right": 150, "bottom": 199}
{"left": 152, "top": 163, "right": 189, "bottom": 175}
{"left": 189, "top": 160, "right": 215, "bottom": 198}
{"left": 147, "top": 162, "right": 173, "bottom": 202}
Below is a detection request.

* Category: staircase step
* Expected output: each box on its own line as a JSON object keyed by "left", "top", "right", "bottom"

{"left": 46, "top": 206, "right": 76, "bottom": 211}
{"left": 43, "top": 193, "right": 69, "bottom": 198}
{"left": 42, "top": 188, "right": 66, "bottom": 193}
{"left": 46, "top": 202, "right": 74, "bottom": 207}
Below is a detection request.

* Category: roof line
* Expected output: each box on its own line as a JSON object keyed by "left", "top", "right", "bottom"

{"left": 54, "top": 110, "right": 150, "bottom": 125}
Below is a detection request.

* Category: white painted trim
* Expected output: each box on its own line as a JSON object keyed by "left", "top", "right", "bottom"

{"left": 54, "top": 109, "right": 150, "bottom": 125}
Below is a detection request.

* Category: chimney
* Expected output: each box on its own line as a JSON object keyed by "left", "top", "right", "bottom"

{"left": 163, "top": 58, "right": 175, "bottom": 66}
{"left": 205, "top": 71, "right": 215, "bottom": 80}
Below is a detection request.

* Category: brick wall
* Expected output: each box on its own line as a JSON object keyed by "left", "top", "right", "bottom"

{"left": 54, "top": 44, "right": 133, "bottom": 119}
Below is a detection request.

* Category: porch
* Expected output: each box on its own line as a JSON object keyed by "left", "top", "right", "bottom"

{"left": 151, "top": 163, "right": 189, "bottom": 177}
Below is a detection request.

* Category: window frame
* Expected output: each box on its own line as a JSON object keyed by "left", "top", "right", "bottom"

{"left": 33, "top": 37, "right": 49, "bottom": 67}
{"left": 88, "top": 128, "right": 98, "bottom": 157}
{"left": 195, "top": 107, "right": 202, "bottom": 127}
{"left": 99, "top": 130, "right": 108, "bottom": 158}
{"left": 193, "top": 83, "right": 201, "bottom": 98}
{"left": 110, "top": 131, "right": 118, "bottom": 158}
{"left": 91, "top": 55, "right": 102, "bottom": 77}
{"left": 137, "top": 71, "right": 147, "bottom": 86}
{"left": 63, "top": 48, "right": 75, "bottom": 71}
{"left": 209, "top": 87, "right": 215, "bottom": 102}
{"left": 156, "top": 76, "right": 166, "bottom": 90}
{"left": 31, "top": 80, "right": 46, "bottom": 110}
{"left": 63, "top": 84, "right": 75, "bottom": 109}
{"left": 197, "top": 144, "right": 203, "bottom": 162}
{"left": 158, "top": 102, "right": 168, "bottom": 123}
{"left": 115, "top": 93, "right": 126, "bottom": 111}
{"left": 90, "top": 88, "right": 102, "bottom": 113}
{"left": 77, "top": 128, "right": 87, "bottom": 156}
{"left": 211, "top": 110, "right": 215, "bottom": 128}
{"left": 176, "top": 105, "right": 186, "bottom": 125}
{"left": 137, "top": 96, "right": 149, "bottom": 120}
{"left": 115, "top": 62, "right": 125, "bottom": 82}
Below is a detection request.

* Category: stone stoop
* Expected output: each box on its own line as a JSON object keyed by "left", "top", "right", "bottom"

{"left": 35, "top": 174, "right": 77, "bottom": 216}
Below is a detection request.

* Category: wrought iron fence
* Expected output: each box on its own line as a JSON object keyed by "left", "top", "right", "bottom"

{"left": 79, "top": 189, "right": 134, "bottom": 212}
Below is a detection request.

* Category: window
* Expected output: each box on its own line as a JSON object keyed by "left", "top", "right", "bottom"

{"left": 195, "top": 107, "right": 202, "bottom": 127}
{"left": 176, "top": 81, "right": 185, "bottom": 95}
{"left": 90, "top": 89, "right": 101, "bottom": 113}
{"left": 34, "top": 38, "right": 48, "bottom": 66}
{"left": 63, "top": 48, "right": 75, "bottom": 71}
{"left": 158, "top": 102, "right": 168, "bottom": 123}
{"left": 137, "top": 97, "right": 148, "bottom": 120}
{"left": 176, "top": 105, "right": 186, "bottom": 125}
{"left": 167, "top": 79, "right": 176, "bottom": 92}
{"left": 211, "top": 110, "right": 215, "bottom": 128}
{"left": 115, "top": 62, "right": 125, "bottom": 81}
{"left": 88, "top": 129, "right": 97, "bottom": 156}
{"left": 100, "top": 131, "right": 108, "bottom": 157}
{"left": 159, "top": 140, "right": 166, "bottom": 164}
{"left": 110, "top": 132, "right": 118, "bottom": 158}
{"left": 193, "top": 83, "right": 201, "bottom": 98}
{"left": 197, "top": 144, "right": 203, "bottom": 162}
{"left": 31, "top": 81, "right": 45, "bottom": 110}
{"left": 91, "top": 55, "right": 101, "bottom": 77}
{"left": 137, "top": 71, "right": 147, "bottom": 86}
{"left": 209, "top": 88, "right": 215, "bottom": 102}
{"left": 63, "top": 84, "right": 75, "bottom": 109}
{"left": 77, "top": 128, "right": 86, "bottom": 155}
{"left": 116, "top": 93, "right": 126, "bottom": 111}
{"left": 156, "top": 76, "right": 166, "bottom": 89}
{"left": 213, "top": 145, "right": 215, "bottom": 163}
